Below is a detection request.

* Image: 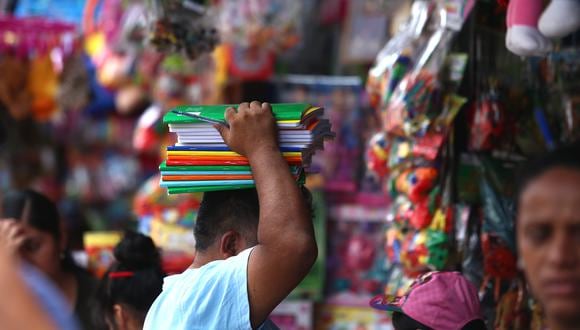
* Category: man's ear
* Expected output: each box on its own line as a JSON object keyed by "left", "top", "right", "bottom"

{"left": 219, "top": 230, "right": 241, "bottom": 258}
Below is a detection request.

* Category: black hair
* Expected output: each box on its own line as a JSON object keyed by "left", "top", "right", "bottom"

{"left": 194, "top": 187, "right": 313, "bottom": 251}
{"left": 1, "top": 189, "right": 61, "bottom": 239}
{"left": 392, "top": 312, "right": 486, "bottom": 330}
{"left": 95, "top": 231, "right": 164, "bottom": 329}
{"left": 194, "top": 189, "right": 261, "bottom": 251}
{"left": 515, "top": 142, "right": 580, "bottom": 207}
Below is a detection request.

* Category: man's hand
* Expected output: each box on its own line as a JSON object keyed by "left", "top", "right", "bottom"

{"left": 215, "top": 101, "right": 278, "bottom": 158}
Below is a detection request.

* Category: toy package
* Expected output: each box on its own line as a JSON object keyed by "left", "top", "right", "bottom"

{"left": 83, "top": 231, "right": 123, "bottom": 278}
{"left": 269, "top": 300, "right": 314, "bottom": 330}
{"left": 146, "top": 0, "right": 219, "bottom": 59}
{"left": 217, "top": 0, "right": 303, "bottom": 52}
{"left": 279, "top": 75, "right": 367, "bottom": 192}
{"left": 134, "top": 174, "right": 201, "bottom": 253}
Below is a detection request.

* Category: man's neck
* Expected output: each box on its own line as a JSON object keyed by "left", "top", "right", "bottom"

{"left": 190, "top": 251, "right": 220, "bottom": 269}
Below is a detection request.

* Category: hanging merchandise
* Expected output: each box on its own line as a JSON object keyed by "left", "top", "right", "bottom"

{"left": 14, "top": 0, "right": 87, "bottom": 25}
{"left": 366, "top": 0, "right": 433, "bottom": 110}
{"left": 365, "top": 0, "right": 475, "bottom": 299}
{"left": 505, "top": 0, "right": 580, "bottom": 57}
{"left": 478, "top": 157, "right": 519, "bottom": 301}
{"left": 393, "top": 167, "right": 438, "bottom": 203}
{"left": 27, "top": 54, "right": 59, "bottom": 121}
{"left": 469, "top": 81, "right": 506, "bottom": 151}
{"left": 146, "top": 0, "right": 219, "bottom": 60}
{"left": 494, "top": 281, "right": 532, "bottom": 330}
{"left": 0, "top": 55, "right": 30, "bottom": 120}
{"left": 366, "top": 132, "right": 391, "bottom": 180}
{"left": 0, "top": 17, "right": 77, "bottom": 121}
{"left": 225, "top": 44, "right": 275, "bottom": 81}
{"left": 367, "top": 0, "right": 472, "bottom": 139}
{"left": 385, "top": 210, "right": 450, "bottom": 277}
{"left": 58, "top": 50, "right": 92, "bottom": 112}
{"left": 217, "top": 0, "right": 302, "bottom": 53}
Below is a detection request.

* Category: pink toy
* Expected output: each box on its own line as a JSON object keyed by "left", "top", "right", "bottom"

{"left": 506, "top": 0, "right": 580, "bottom": 57}
{"left": 506, "top": 0, "right": 552, "bottom": 56}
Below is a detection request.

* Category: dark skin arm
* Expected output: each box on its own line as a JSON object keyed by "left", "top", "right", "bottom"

{"left": 216, "top": 101, "right": 317, "bottom": 328}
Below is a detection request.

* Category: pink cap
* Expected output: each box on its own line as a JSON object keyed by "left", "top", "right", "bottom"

{"left": 370, "top": 271, "right": 483, "bottom": 329}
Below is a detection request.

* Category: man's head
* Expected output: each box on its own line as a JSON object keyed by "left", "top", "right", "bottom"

{"left": 516, "top": 142, "right": 580, "bottom": 327}
{"left": 194, "top": 187, "right": 313, "bottom": 260}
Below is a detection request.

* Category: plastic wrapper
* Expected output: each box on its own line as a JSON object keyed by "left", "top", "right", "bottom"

{"left": 366, "top": 0, "right": 435, "bottom": 109}
{"left": 393, "top": 166, "right": 438, "bottom": 203}
{"left": 469, "top": 84, "right": 506, "bottom": 151}
{"left": 366, "top": 132, "right": 391, "bottom": 180}
{"left": 146, "top": 0, "right": 219, "bottom": 60}
{"left": 385, "top": 225, "right": 449, "bottom": 277}
{"left": 368, "top": 0, "right": 471, "bottom": 137}
{"left": 384, "top": 69, "right": 437, "bottom": 136}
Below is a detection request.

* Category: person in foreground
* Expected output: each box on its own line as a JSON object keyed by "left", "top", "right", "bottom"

{"left": 144, "top": 101, "right": 317, "bottom": 330}
{"left": 0, "top": 224, "right": 78, "bottom": 330}
{"left": 370, "top": 271, "right": 486, "bottom": 330}
{"left": 95, "top": 231, "right": 164, "bottom": 330}
{"left": 0, "top": 189, "right": 98, "bottom": 329}
{"left": 516, "top": 142, "right": 580, "bottom": 330}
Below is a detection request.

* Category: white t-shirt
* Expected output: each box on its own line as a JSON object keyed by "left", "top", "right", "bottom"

{"left": 144, "top": 247, "right": 278, "bottom": 330}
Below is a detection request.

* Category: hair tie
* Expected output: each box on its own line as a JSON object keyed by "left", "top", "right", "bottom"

{"left": 108, "top": 271, "right": 134, "bottom": 279}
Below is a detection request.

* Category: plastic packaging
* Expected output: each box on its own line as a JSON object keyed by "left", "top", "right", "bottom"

{"left": 146, "top": 0, "right": 219, "bottom": 60}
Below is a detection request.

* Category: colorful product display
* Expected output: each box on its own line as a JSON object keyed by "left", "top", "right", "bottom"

{"left": 159, "top": 103, "right": 334, "bottom": 193}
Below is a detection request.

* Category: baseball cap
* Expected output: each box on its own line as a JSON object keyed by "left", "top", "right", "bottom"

{"left": 370, "top": 271, "right": 483, "bottom": 329}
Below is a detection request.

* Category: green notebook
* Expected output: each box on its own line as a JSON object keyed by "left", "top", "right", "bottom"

{"left": 160, "top": 161, "right": 299, "bottom": 173}
{"left": 166, "top": 172, "right": 306, "bottom": 194}
{"left": 164, "top": 103, "right": 321, "bottom": 124}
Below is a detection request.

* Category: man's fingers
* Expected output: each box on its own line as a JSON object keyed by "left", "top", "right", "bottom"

{"left": 261, "top": 102, "right": 272, "bottom": 114}
{"left": 238, "top": 102, "right": 250, "bottom": 114}
{"left": 250, "top": 101, "right": 262, "bottom": 112}
{"left": 225, "top": 107, "right": 237, "bottom": 123}
{"left": 214, "top": 124, "right": 230, "bottom": 141}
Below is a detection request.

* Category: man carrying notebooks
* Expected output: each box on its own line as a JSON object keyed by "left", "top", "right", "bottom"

{"left": 144, "top": 101, "right": 317, "bottom": 330}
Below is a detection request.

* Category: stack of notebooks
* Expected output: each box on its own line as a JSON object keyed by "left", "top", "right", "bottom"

{"left": 160, "top": 103, "right": 333, "bottom": 194}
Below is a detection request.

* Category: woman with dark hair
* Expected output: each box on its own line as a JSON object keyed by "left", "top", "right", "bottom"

{"left": 516, "top": 142, "right": 580, "bottom": 330}
{"left": 95, "top": 231, "right": 164, "bottom": 330}
{"left": 0, "top": 189, "right": 98, "bottom": 329}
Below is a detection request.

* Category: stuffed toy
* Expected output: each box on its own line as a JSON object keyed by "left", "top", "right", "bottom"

{"left": 506, "top": 0, "right": 580, "bottom": 57}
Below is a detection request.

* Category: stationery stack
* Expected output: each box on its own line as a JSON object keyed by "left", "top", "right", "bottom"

{"left": 160, "top": 103, "right": 333, "bottom": 194}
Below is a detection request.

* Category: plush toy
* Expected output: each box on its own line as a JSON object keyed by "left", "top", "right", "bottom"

{"left": 506, "top": 0, "right": 580, "bottom": 57}
{"left": 539, "top": 0, "right": 580, "bottom": 38}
